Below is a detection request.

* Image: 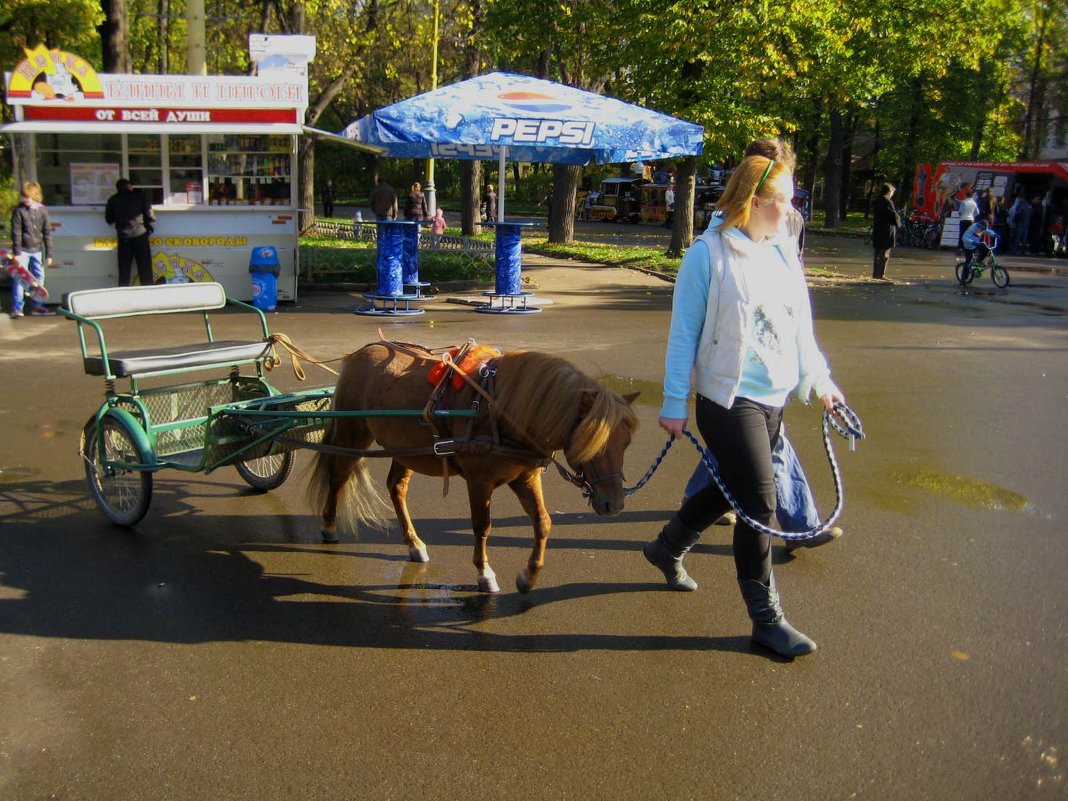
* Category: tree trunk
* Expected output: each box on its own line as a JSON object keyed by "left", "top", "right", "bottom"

{"left": 157, "top": 0, "right": 169, "bottom": 74}
{"left": 900, "top": 79, "right": 925, "bottom": 201}
{"left": 822, "top": 106, "right": 844, "bottom": 228}
{"left": 99, "top": 0, "right": 131, "bottom": 73}
{"left": 460, "top": 161, "right": 482, "bottom": 236}
{"left": 299, "top": 139, "right": 315, "bottom": 232}
{"left": 667, "top": 156, "right": 697, "bottom": 257}
{"left": 866, "top": 115, "right": 882, "bottom": 218}
{"left": 804, "top": 97, "right": 822, "bottom": 195}
{"left": 549, "top": 164, "right": 579, "bottom": 243}
{"left": 839, "top": 114, "right": 857, "bottom": 220}
{"left": 460, "top": 0, "right": 484, "bottom": 232}
{"left": 1020, "top": 2, "right": 1051, "bottom": 160}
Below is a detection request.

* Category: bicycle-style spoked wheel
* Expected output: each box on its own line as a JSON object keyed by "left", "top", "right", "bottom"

{"left": 82, "top": 414, "right": 153, "bottom": 526}
{"left": 991, "top": 263, "right": 1010, "bottom": 288}
{"left": 955, "top": 261, "right": 975, "bottom": 285}
{"left": 235, "top": 451, "right": 294, "bottom": 491}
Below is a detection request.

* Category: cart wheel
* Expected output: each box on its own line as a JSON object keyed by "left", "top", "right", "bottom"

{"left": 955, "top": 261, "right": 974, "bottom": 285}
{"left": 82, "top": 415, "right": 153, "bottom": 527}
{"left": 991, "top": 264, "right": 1010, "bottom": 288}
{"left": 235, "top": 451, "right": 294, "bottom": 492}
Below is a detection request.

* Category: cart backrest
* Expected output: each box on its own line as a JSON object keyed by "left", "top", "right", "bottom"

{"left": 62, "top": 282, "right": 272, "bottom": 381}
{"left": 66, "top": 282, "right": 228, "bottom": 320}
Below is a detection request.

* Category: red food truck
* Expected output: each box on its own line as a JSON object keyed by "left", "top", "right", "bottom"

{"left": 912, "top": 160, "right": 1068, "bottom": 248}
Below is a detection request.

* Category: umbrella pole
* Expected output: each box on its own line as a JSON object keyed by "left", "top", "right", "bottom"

{"left": 498, "top": 146, "right": 506, "bottom": 223}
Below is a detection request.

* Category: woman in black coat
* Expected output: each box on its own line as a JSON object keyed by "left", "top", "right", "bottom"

{"left": 404, "top": 182, "right": 429, "bottom": 222}
{"left": 871, "top": 183, "right": 901, "bottom": 280}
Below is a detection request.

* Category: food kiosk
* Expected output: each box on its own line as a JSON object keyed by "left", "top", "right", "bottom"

{"left": 2, "top": 36, "right": 318, "bottom": 301}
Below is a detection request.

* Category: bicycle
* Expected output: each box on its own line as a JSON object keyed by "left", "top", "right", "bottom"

{"left": 955, "top": 233, "right": 1010, "bottom": 288}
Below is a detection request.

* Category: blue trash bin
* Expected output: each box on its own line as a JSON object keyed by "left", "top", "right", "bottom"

{"left": 249, "top": 246, "right": 280, "bottom": 311}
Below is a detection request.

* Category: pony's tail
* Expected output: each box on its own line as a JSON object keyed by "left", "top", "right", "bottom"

{"left": 305, "top": 417, "right": 387, "bottom": 533}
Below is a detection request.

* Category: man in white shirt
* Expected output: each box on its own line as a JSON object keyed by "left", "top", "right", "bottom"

{"left": 957, "top": 193, "right": 980, "bottom": 253}
{"left": 663, "top": 185, "right": 675, "bottom": 228}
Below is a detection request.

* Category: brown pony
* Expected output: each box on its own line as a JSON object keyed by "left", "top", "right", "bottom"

{"left": 307, "top": 341, "right": 638, "bottom": 593}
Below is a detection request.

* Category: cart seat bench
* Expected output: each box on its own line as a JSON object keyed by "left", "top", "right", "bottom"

{"left": 63, "top": 282, "right": 272, "bottom": 380}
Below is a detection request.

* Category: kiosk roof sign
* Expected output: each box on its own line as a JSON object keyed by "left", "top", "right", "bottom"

{"left": 5, "top": 43, "right": 311, "bottom": 110}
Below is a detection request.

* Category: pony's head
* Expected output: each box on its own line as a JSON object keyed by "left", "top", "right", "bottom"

{"left": 566, "top": 387, "right": 639, "bottom": 516}
{"left": 492, "top": 352, "right": 639, "bottom": 516}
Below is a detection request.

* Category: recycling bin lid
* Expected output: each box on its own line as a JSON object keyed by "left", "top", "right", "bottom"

{"left": 249, "top": 245, "right": 280, "bottom": 267}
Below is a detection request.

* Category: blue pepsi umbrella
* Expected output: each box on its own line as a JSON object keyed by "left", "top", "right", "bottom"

{"left": 340, "top": 72, "right": 704, "bottom": 220}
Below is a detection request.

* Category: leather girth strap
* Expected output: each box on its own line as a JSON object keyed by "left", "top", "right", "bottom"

{"left": 423, "top": 340, "right": 503, "bottom": 496}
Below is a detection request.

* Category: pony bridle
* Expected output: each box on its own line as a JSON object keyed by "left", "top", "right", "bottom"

{"left": 553, "top": 458, "right": 624, "bottom": 500}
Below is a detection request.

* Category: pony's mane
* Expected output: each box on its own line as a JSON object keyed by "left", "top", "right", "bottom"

{"left": 491, "top": 351, "right": 637, "bottom": 463}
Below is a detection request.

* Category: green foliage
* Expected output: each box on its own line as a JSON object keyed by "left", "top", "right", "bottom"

{"left": 525, "top": 236, "right": 683, "bottom": 275}
{"left": 8, "top": 0, "right": 1053, "bottom": 225}
{"left": 0, "top": 0, "right": 104, "bottom": 66}
{"left": 0, "top": 176, "right": 19, "bottom": 237}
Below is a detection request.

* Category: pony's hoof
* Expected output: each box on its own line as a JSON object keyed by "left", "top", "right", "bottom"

{"left": 321, "top": 530, "right": 339, "bottom": 544}
{"left": 515, "top": 568, "right": 540, "bottom": 594}
{"left": 408, "top": 545, "right": 430, "bottom": 563}
{"left": 477, "top": 574, "right": 500, "bottom": 593}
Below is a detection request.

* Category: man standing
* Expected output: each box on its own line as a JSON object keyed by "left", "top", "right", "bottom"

{"left": 956, "top": 192, "right": 978, "bottom": 255}
{"left": 370, "top": 177, "right": 398, "bottom": 220}
{"left": 484, "top": 185, "right": 497, "bottom": 222}
{"left": 321, "top": 179, "right": 336, "bottom": 218}
{"left": 871, "top": 183, "right": 901, "bottom": 280}
{"left": 663, "top": 183, "right": 675, "bottom": 228}
{"left": 104, "top": 178, "right": 156, "bottom": 286}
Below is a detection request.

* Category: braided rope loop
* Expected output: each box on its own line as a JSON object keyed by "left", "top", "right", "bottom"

{"left": 624, "top": 402, "right": 864, "bottom": 542}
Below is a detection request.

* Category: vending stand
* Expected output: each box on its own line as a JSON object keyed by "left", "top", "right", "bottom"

{"left": 2, "top": 37, "right": 327, "bottom": 301}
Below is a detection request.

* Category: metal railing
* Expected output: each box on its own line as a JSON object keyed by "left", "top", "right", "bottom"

{"left": 302, "top": 220, "right": 495, "bottom": 281}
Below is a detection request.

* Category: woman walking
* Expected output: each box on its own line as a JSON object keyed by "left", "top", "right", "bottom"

{"left": 643, "top": 155, "right": 845, "bottom": 657}
{"left": 871, "top": 183, "right": 900, "bottom": 280}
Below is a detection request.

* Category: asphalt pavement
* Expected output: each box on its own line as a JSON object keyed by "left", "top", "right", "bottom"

{"left": 0, "top": 233, "right": 1065, "bottom": 800}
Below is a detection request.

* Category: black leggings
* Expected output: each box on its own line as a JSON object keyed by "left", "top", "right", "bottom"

{"left": 677, "top": 395, "right": 782, "bottom": 583}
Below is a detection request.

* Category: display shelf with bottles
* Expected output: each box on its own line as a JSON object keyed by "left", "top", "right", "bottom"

{"left": 167, "top": 134, "right": 205, "bottom": 204}
{"left": 206, "top": 133, "right": 292, "bottom": 206}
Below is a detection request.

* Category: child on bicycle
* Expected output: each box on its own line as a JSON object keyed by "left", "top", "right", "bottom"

{"left": 961, "top": 218, "right": 997, "bottom": 282}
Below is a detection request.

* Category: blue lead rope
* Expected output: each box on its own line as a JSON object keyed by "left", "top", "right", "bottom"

{"left": 624, "top": 402, "right": 864, "bottom": 543}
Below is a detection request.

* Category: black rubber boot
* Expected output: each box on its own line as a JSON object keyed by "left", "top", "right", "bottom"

{"left": 738, "top": 574, "right": 817, "bottom": 657}
{"left": 643, "top": 516, "right": 702, "bottom": 591}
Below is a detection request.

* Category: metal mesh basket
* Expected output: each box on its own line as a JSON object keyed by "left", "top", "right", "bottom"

{"left": 205, "top": 394, "right": 331, "bottom": 465}
{"left": 148, "top": 382, "right": 237, "bottom": 458}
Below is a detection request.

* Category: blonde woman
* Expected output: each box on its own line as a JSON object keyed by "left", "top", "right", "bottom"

{"left": 404, "top": 181, "right": 428, "bottom": 222}
{"left": 644, "top": 156, "right": 844, "bottom": 657}
{"left": 9, "top": 181, "right": 55, "bottom": 317}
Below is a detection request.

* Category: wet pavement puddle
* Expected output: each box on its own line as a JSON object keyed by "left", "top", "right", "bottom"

{"left": 0, "top": 465, "right": 42, "bottom": 483}
{"left": 891, "top": 468, "right": 1031, "bottom": 512}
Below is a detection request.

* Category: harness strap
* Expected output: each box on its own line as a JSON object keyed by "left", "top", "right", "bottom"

{"left": 264, "top": 333, "right": 343, "bottom": 380}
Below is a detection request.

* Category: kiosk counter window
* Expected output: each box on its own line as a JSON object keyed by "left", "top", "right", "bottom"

{"left": 35, "top": 133, "right": 122, "bottom": 205}
{"left": 29, "top": 133, "right": 294, "bottom": 209}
